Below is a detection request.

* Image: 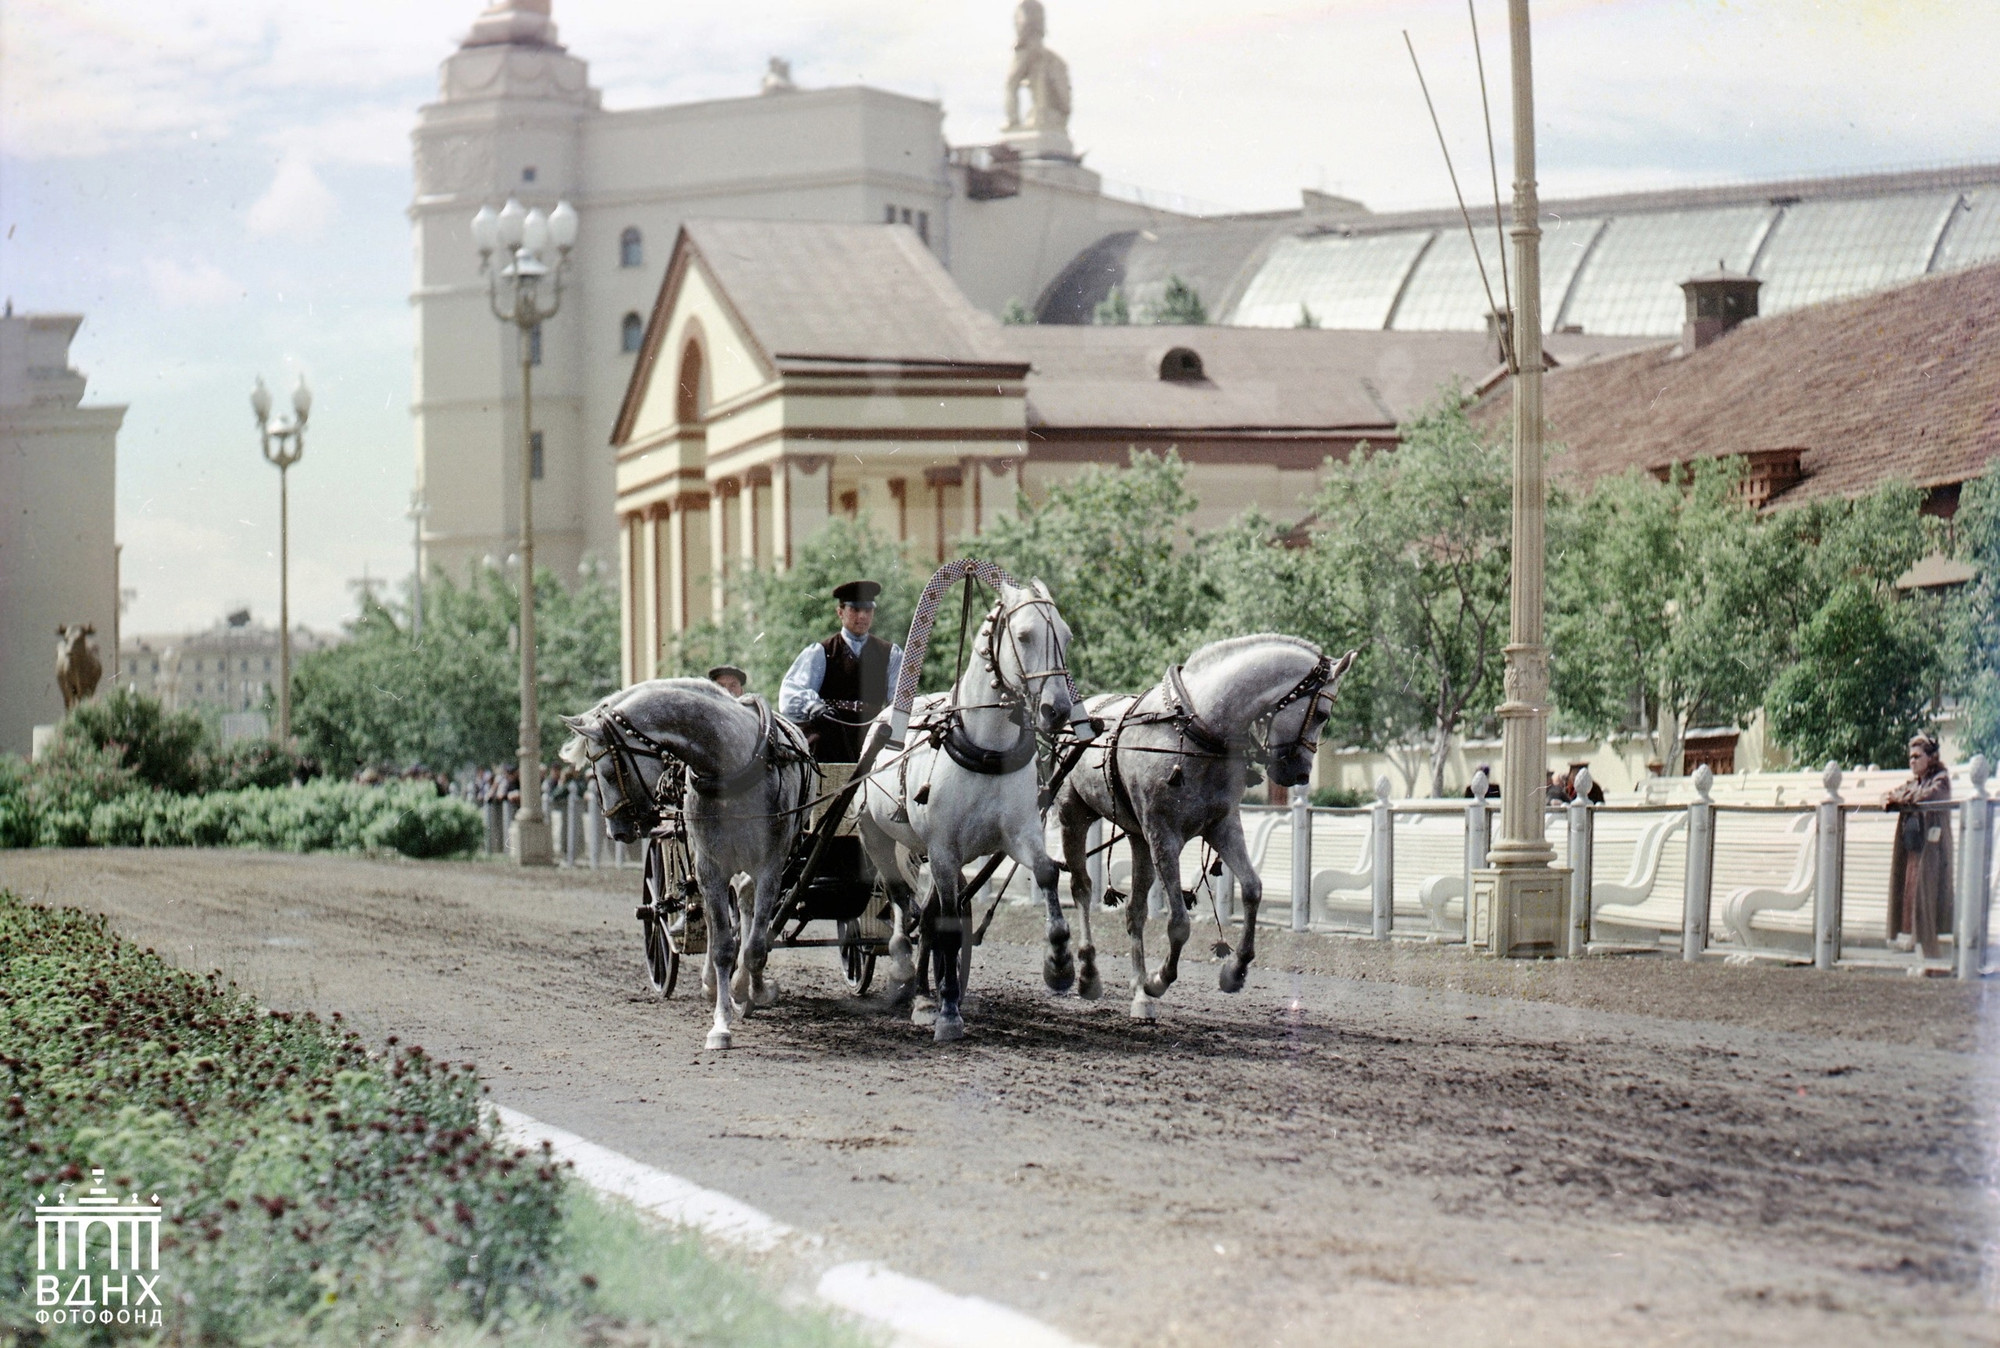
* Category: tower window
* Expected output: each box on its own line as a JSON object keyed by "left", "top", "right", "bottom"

{"left": 531, "top": 431, "right": 545, "bottom": 480}
{"left": 884, "top": 204, "right": 897, "bottom": 224}
{"left": 620, "top": 227, "right": 643, "bottom": 268}
{"left": 916, "top": 210, "right": 929, "bottom": 245}
{"left": 621, "top": 312, "right": 644, "bottom": 353}
{"left": 522, "top": 166, "right": 537, "bottom": 183}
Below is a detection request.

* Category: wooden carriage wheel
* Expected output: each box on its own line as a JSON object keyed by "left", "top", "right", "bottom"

{"left": 640, "top": 837, "right": 680, "bottom": 997}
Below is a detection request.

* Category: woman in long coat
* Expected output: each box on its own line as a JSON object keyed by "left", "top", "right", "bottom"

{"left": 1884, "top": 733, "right": 1952, "bottom": 959}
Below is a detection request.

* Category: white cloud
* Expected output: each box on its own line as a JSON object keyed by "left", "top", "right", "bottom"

{"left": 144, "top": 257, "right": 241, "bottom": 307}
{"left": 247, "top": 152, "right": 337, "bottom": 237}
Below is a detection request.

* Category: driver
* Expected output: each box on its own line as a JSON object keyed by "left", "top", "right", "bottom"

{"left": 778, "top": 579, "right": 903, "bottom": 763}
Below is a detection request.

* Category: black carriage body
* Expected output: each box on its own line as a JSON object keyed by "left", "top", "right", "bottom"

{"left": 781, "top": 833, "right": 878, "bottom": 923}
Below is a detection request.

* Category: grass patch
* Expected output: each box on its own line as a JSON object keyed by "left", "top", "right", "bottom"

{"left": 0, "top": 892, "right": 874, "bottom": 1346}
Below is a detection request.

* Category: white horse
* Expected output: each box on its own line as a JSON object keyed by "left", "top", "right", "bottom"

{"left": 562, "top": 680, "right": 816, "bottom": 1050}
{"left": 1053, "top": 636, "right": 1355, "bottom": 1019}
{"left": 853, "top": 579, "right": 1079, "bottom": 1043}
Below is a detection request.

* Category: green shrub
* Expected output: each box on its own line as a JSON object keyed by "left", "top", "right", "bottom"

{"left": 56, "top": 685, "right": 209, "bottom": 794}
{"left": 204, "top": 737, "right": 312, "bottom": 791}
{"left": 364, "top": 791, "right": 485, "bottom": 859}
{"left": 0, "top": 754, "right": 36, "bottom": 848}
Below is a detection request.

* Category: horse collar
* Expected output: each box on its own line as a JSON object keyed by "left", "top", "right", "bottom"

{"left": 688, "top": 699, "right": 775, "bottom": 799}
{"left": 941, "top": 702, "right": 1037, "bottom": 776}
{"left": 1163, "top": 664, "right": 1233, "bottom": 755}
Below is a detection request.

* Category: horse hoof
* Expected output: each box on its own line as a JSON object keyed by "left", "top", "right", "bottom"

{"left": 934, "top": 1011, "right": 966, "bottom": 1043}
{"left": 885, "top": 975, "right": 916, "bottom": 1006}
{"left": 1129, "top": 996, "right": 1158, "bottom": 1022}
{"left": 730, "top": 998, "right": 750, "bottom": 1020}
{"left": 1077, "top": 967, "right": 1102, "bottom": 1000}
{"left": 910, "top": 998, "right": 938, "bottom": 1028}
{"left": 1218, "top": 964, "right": 1247, "bottom": 995}
{"left": 752, "top": 979, "right": 780, "bottom": 1009}
{"left": 705, "top": 1029, "right": 732, "bottom": 1051}
{"left": 1043, "top": 954, "right": 1076, "bottom": 994}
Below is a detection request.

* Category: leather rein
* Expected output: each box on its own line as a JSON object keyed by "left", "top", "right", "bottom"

{"left": 584, "top": 698, "right": 782, "bottom": 834}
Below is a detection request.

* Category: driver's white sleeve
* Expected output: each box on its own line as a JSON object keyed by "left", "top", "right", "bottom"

{"left": 779, "top": 644, "right": 827, "bottom": 722}
{"left": 883, "top": 644, "right": 904, "bottom": 703}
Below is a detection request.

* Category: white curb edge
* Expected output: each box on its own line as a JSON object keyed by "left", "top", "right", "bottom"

{"left": 491, "top": 1105, "right": 1093, "bottom": 1348}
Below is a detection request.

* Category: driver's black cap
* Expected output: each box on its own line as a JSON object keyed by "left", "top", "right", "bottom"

{"left": 832, "top": 579, "right": 881, "bottom": 607}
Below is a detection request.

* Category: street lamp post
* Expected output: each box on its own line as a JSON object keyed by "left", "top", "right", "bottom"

{"left": 473, "top": 195, "right": 577, "bottom": 866}
{"left": 406, "top": 490, "right": 428, "bottom": 639}
{"left": 252, "top": 373, "right": 311, "bottom": 744}
{"left": 1474, "top": 0, "right": 1569, "bottom": 955}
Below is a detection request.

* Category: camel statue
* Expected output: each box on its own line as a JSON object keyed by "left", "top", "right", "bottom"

{"left": 56, "top": 624, "right": 102, "bottom": 710}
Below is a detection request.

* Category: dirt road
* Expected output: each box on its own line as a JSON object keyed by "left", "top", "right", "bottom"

{"left": 3, "top": 849, "right": 1994, "bottom": 1346}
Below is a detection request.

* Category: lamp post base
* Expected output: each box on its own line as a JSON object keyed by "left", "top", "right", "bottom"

{"left": 1471, "top": 865, "right": 1570, "bottom": 958}
{"left": 507, "top": 816, "right": 555, "bottom": 867}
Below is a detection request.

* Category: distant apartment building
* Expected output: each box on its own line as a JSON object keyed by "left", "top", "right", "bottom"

{"left": 0, "top": 307, "right": 123, "bottom": 757}
{"left": 120, "top": 609, "right": 329, "bottom": 739}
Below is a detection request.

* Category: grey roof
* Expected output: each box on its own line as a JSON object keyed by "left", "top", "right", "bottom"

{"left": 1037, "top": 163, "right": 2000, "bottom": 339}
{"left": 681, "top": 218, "right": 1020, "bottom": 370}
{"left": 1011, "top": 326, "right": 1643, "bottom": 432}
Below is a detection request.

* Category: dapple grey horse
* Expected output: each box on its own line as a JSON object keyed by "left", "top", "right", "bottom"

{"left": 562, "top": 680, "right": 815, "bottom": 1050}
{"left": 1053, "top": 636, "right": 1355, "bottom": 1018}
{"left": 853, "top": 580, "right": 1078, "bottom": 1043}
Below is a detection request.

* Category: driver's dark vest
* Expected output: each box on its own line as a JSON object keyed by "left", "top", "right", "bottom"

{"left": 811, "top": 631, "right": 892, "bottom": 762}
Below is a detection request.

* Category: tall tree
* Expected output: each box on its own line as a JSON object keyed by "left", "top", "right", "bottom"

{"left": 1310, "top": 396, "right": 1511, "bottom": 796}
{"left": 1766, "top": 582, "right": 1939, "bottom": 768}
{"left": 1149, "top": 274, "right": 1208, "bottom": 325}
{"left": 1947, "top": 470, "right": 2000, "bottom": 762}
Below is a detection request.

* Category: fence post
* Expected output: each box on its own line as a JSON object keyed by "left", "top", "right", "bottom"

{"left": 1371, "top": 776, "right": 1394, "bottom": 940}
{"left": 1814, "top": 762, "right": 1845, "bottom": 971}
{"left": 484, "top": 798, "right": 502, "bottom": 854}
{"left": 587, "top": 788, "right": 603, "bottom": 870}
{"left": 1566, "top": 768, "right": 1595, "bottom": 958}
{"left": 1290, "top": 784, "right": 1311, "bottom": 932}
{"left": 564, "top": 784, "right": 580, "bottom": 867}
{"left": 1464, "top": 769, "right": 1492, "bottom": 946}
{"left": 1682, "top": 764, "right": 1715, "bottom": 962}
{"left": 1958, "top": 755, "right": 1992, "bottom": 982}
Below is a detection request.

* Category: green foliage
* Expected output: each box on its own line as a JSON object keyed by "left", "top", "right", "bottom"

{"left": 1766, "top": 583, "right": 1939, "bottom": 768}
{"left": 1549, "top": 459, "right": 1770, "bottom": 772}
{"left": 1309, "top": 784, "right": 1369, "bottom": 808}
{"left": 1150, "top": 274, "right": 1208, "bottom": 325}
{"left": 1000, "top": 297, "right": 1034, "bottom": 325}
{"left": 1308, "top": 395, "right": 1511, "bottom": 795}
{"left": 19, "top": 738, "right": 137, "bottom": 848}
{"left": 0, "top": 894, "right": 574, "bottom": 1341}
{"left": 292, "top": 565, "right": 619, "bottom": 776}
{"left": 56, "top": 684, "right": 208, "bottom": 794}
{"left": 205, "top": 737, "right": 313, "bottom": 792}
{"left": 1296, "top": 302, "right": 1320, "bottom": 329}
{"left": 1092, "top": 284, "right": 1131, "bottom": 326}
{"left": 1947, "top": 470, "right": 2000, "bottom": 760}
{"left": 981, "top": 450, "right": 1217, "bottom": 694}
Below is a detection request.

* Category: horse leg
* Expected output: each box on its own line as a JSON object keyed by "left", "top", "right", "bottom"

{"left": 1208, "top": 812, "right": 1262, "bottom": 994}
{"left": 1148, "top": 830, "right": 1193, "bottom": 999}
{"left": 1126, "top": 843, "right": 1159, "bottom": 1020}
{"left": 741, "top": 856, "right": 785, "bottom": 1010}
{"left": 930, "top": 847, "right": 968, "bottom": 1042}
{"left": 859, "top": 815, "right": 919, "bottom": 1002}
{"left": 1013, "top": 817, "right": 1073, "bottom": 994}
{"left": 699, "top": 857, "right": 743, "bottom": 1050}
{"left": 1059, "top": 794, "right": 1101, "bottom": 1000}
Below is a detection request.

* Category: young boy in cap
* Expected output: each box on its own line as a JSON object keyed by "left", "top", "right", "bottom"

{"left": 707, "top": 665, "right": 748, "bottom": 697}
{"left": 778, "top": 579, "right": 903, "bottom": 762}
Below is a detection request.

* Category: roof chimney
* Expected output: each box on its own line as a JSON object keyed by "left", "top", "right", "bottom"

{"left": 1679, "top": 268, "right": 1760, "bottom": 352}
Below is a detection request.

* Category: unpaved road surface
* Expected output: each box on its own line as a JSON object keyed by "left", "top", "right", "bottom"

{"left": 4, "top": 849, "right": 1996, "bottom": 1347}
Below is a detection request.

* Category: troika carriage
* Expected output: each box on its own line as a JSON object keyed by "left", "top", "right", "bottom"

{"left": 562, "top": 557, "right": 1353, "bottom": 1048}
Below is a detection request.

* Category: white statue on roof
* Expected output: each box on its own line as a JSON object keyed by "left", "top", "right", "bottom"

{"left": 761, "top": 57, "right": 797, "bottom": 95}
{"left": 1003, "top": 1, "right": 1071, "bottom": 146}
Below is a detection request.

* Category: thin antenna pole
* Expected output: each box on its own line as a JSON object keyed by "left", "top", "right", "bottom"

{"left": 1468, "top": 0, "right": 1516, "bottom": 368}
{"left": 1403, "top": 30, "right": 1503, "bottom": 351}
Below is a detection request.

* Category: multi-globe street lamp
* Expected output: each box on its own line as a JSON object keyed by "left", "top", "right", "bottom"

{"left": 252, "top": 373, "right": 311, "bottom": 744}
{"left": 472, "top": 195, "right": 577, "bottom": 865}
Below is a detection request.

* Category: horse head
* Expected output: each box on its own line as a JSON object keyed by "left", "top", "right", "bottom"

{"left": 992, "top": 579, "right": 1074, "bottom": 736}
{"left": 1263, "top": 647, "right": 1357, "bottom": 788}
{"left": 561, "top": 703, "right": 655, "bottom": 844}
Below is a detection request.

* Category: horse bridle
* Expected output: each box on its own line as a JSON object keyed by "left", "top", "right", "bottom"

{"left": 582, "top": 701, "right": 774, "bottom": 834}
{"left": 935, "top": 591, "right": 1072, "bottom": 776}
{"left": 1162, "top": 652, "right": 1337, "bottom": 766}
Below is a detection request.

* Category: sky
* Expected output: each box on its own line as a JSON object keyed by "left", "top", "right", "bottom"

{"left": 4, "top": 0, "right": 1995, "bottom": 637}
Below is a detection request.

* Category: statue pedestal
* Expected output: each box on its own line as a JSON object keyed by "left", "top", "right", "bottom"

{"left": 998, "top": 126, "right": 1076, "bottom": 162}
{"left": 1471, "top": 864, "right": 1569, "bottom": 957}
{"left": 508, "top": 815, "right": 555, "bottom": 867}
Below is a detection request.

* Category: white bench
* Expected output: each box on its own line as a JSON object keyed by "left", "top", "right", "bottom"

{"left": 1588, "top": 812, "right": 1687, "bottom": 939}
{"left": 1719, "top": 813, "right": 1815, "bottom": 948}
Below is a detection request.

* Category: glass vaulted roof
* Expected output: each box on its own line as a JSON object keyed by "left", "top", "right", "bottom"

{"left": 1221, "top": 178, "right": 2000, "bottom": 338}
{"left": 1233, "top": 231, "right": 1434, "bottom": 329}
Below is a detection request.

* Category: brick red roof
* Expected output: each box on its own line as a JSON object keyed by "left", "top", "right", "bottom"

{"left": 1479, "top": 259, "right": 2000, "bottom": 503}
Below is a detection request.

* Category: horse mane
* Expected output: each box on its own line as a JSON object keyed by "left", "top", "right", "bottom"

{"left": 558, "top": 678, "right": 744, "bottom": 769}
{"left": 1182, "top": 632, "right": 1321, "bottom": 674}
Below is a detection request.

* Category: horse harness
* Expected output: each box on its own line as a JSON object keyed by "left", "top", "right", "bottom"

{"left": 1097, "top": 652, "right": 1338, "bottom": 829}
{"left": 587, "top": 697, "right": 810, "bottom": 835}
{"left": 919, "top": 590, "right": 1068, "bottom": 780}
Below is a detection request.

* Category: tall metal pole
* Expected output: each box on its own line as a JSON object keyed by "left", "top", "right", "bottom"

{"left": 1474, "top": 0, "right": 1568, "bottom": 955}
{"left": 279, "top": 462, "right": 291, "bottom": 743}
{"left": 513, "top": 318, "right": 548, "bottom": 862}
{"left": 407, "top": 490, "right": 426, "bottom": 639}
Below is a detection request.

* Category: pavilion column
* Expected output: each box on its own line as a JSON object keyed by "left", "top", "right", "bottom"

{"left": 665, "top": 500, "right": 688, "bottom": 635}
{"left": 640, "top": 507, "right": 664, "bottom": 679}
{"left": 709, "top": 477, "right": 738, "bottom": 618}
{"left": 743, "top": 466, "right": 769, "bottom": 573}
{"left": 617, "top": 513, "right": 638, "bottom": 688}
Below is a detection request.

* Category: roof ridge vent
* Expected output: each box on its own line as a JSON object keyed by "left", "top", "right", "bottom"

{"left": 1157, "top": 345, "right": 1204, "bottom": 381}
{"left": 1679, "top": 266, "right": 1761, "bottom": 352}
